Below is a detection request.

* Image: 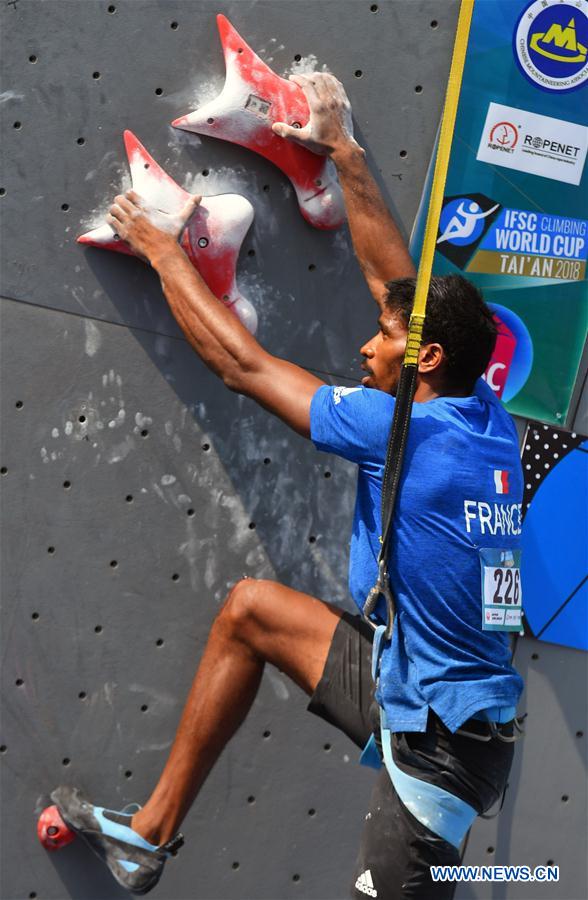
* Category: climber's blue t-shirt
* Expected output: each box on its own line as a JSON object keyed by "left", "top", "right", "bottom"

{"left": 310, "top": 379, "right": 524, "bottom": 733}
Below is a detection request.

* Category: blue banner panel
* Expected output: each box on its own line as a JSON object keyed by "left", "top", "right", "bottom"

{"left": 412, "top": 0, "right": 588, "bottom": 426}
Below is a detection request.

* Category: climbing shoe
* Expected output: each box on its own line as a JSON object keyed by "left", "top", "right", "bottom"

{"left": 50, "top": 786, "right": 184, "bottom": 895}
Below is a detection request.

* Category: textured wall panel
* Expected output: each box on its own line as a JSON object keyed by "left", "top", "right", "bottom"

{"left": 0, "top": 296, "right": 374, "bottom": 900}
{"left": 456, "top": 635, "right": 588, "bottom": 900}
{"left": 0, "top": 0, "right": 458, "bottom": 380}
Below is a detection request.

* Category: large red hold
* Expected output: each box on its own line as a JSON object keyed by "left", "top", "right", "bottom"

{"left": 78, "top": 132, "right": 257, "bottom": 333}
{"left": 172, "top": 15, "right": 345, "bottom": 230}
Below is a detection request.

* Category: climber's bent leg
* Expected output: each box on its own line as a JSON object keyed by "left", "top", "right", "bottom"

{"left": 132, "top": 578, "right": 344, "bottom": 845}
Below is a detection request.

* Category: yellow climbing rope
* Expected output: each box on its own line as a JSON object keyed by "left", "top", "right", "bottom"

{"left": 404, "top": 0, "right": 475, "bottom": 364}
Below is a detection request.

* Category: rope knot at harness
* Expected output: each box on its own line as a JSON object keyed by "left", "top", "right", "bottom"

{"left": 364, "top": 559, "right": 396, "bottom": 638}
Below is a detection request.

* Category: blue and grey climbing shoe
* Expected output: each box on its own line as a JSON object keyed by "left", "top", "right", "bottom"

{"left": 50, "top": 786, "right": 184, "bottom": 895}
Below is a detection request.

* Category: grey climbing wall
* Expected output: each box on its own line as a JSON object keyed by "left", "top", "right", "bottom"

{"left": 1, "top": 2, "right": 586, "bottom": 900}
{"left": 455, "top": 636, "right": 588, "bottom": 900}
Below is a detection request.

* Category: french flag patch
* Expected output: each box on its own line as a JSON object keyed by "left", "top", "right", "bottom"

{"left": 493, "top": 469, "right": 510, "bottom": 494}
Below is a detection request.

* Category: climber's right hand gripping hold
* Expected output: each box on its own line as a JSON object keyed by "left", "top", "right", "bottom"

{"left": 272, "top": 73, "right": 358, "bottom": 159}
{"left": 274, "top": 73, "right": 416, "bottom": 303}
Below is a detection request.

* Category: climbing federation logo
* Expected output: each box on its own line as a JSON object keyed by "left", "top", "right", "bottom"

{"left": 514, "top": 0, "right": 588, "bottom": 93}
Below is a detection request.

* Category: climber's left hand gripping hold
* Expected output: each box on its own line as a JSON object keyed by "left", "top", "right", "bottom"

{"left": 107, "top": 190, "right": 201, "bottom": 264}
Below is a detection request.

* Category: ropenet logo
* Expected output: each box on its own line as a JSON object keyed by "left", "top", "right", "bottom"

{"left": 483, "top": 304, "right": 533, "bottom": 403}
{"left": 514, "top": 0, "right": 588, "bottom": 93}
{"left": 477, "top": 102, "right": 588, "bottom": 186}
{"left": 436, "top": 192, "right": 588, "bottom": 281}
{"left": 488, "top": 121, "right": 519, "bottom": 153}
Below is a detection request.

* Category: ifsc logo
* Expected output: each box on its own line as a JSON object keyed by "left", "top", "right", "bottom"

{"left": 514, "top": 0, "right": 588, "bottom": 93}
{"left": 436, "top": 194, "right": 502, "bottom": 269}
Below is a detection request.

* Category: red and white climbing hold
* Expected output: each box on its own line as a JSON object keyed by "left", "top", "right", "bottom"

{"left": 78, "top": 131, "right": 257, "bottom": 333}
{"left": 172, "top": 15, "right": 345, "bottom": 230}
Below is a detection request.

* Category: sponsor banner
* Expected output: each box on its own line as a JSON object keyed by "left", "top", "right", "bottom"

{"left": 477, "top": 102, "right": 588, "bottom": 185}
{"left": 411, "top": 0, "right": 587, "bottom": 426}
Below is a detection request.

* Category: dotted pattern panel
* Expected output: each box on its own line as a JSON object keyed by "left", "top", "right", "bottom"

{"left": 521, "top": 422, "right": 585, "bottom": 516}
{"left": 456, "top": 635, "right": 588, "bottom": 900}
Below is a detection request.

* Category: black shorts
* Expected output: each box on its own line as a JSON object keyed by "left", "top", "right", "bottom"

{"left": 307, "top": 613, "right": 516, "bottom": 900}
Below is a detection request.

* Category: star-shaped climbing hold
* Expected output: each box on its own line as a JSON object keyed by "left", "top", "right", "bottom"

{"left": 172, "top": 15, "right": 345, "bottom": 230}
{"left": 78, "top": 131, "right": 258, "bottom": 333}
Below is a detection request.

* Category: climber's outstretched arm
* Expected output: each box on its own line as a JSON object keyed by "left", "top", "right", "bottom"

{"left": 108, "top": 191, "right": 323, "bottom": 438}
{"left": 273, "top": 73, "right": 416, "bottom": 307}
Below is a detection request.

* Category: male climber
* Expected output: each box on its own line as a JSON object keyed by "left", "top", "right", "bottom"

{"left": 52, "top": 75, "right": 524, "bottom": 898}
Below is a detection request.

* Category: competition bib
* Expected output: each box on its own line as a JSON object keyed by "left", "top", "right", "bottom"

{"left": 479, "top": 548, "right": 522, "bottom": 632}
